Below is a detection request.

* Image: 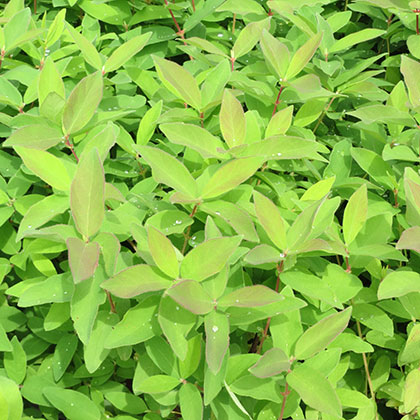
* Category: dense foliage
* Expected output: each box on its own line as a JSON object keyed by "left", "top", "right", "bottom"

{"left": 2, "top": 0, "right": 420, "bottom": 419}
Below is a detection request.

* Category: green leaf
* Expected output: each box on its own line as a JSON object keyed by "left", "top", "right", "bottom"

{"left": 179, "top": 334, "right": 202, "bottom": 379}
{"left": 101, "top": 265, "right": 172, "bottom": 298}
{"left": 285, "top": 33, "right": 323, "bottom": 80}
{"left": 180, "top": 383, "right": 203, "bottom": 420}
{"left": 38, "top": 57, "right": 65, "bottom": 107}
{"left": 0, "top": 376, "right": 23, "bottom": 420}
{"left": 85, "top": 311, "right": 119, "bottom": 373}
{"left": 62, "top": 71, "right": 103, "bottom": 135}
{"left": 378, "top": 270, "right": 420, "bottom": 300}
{"left": 45, "top": 9, "right": 66, "bottom": 47}
{"left": 294, "top": 307, "right": 352, "bottom": 360}
{"left": 104, "top": 391, "right": 147, "bottom": 415}
{"left": 260, "top": 29, "right": 290, "bottom": 81}
{"left": 4, "top": 124, "right": 64, "bottom": 150}
{"left": 399, "top": 324, "right": 420, "bottom": 365}
{"left": 0, "top": 77, "right": 22, "bottom": 108}
{"left": 183, "top": 0, "right": 226, "bottom": 32}
{"left": 153, "top": 55, "right": 201, "bottom": 110}
{"left": 205, "top": 310, "right": 230, "bottom": 373}
{"left": 248, "top": 348, "right": 290, "bottom": 378}
{"left": 181, "top": 236, "right": 242, "bottom": 282}
{"left": 52, "top": 334, "right": 78, "bottom": 382}
{"left": 66, "top": 238, "right": 100, "bottom": 284}
{"left": 158, "top": 295, "right": 196, "bottom": 361}
{"left": 160, "top": 123, "right": 225, "bottom": 159}
{"left": 70, "top": 148, "right": 105, "bottom": 239}
{"left": 265, "top": 106, "right": 294, "bottom": 137}
{"left": 342, "top": 184, "right": 368, "bottom": 245}
{"left": 232, "top": 18, "right": 271, "bottom": 60}
{"left": 287, "top": 364, "right": 342, "bottom": 417}
{"left": 66, "top": 23, "right": 102, "bottom": 70}
{"left": 4, "top": 336, "right": 26, "bottom": 384}
{"left": 103, "top": 32, "right": 152, "bottom": 73}
{"left": 404, "top": 369, "right": 420, "bottom": 413}
{"left": 16, "top": 194, "right": 69, "bottom": 241}
{"left": 106, "top": 295, "right": 160, "bottom": 348}
{"left": 201, "top": 157, "right": 263, "bottom": 199}
{"left": 14, "top": 146, "right": 71, "bottom": 191}
{"left": 135, "top": 375, "right": 180, "bottom": 394}
{"left": 347, "top": 104, "right": 415, "bottom": 126}
{"left": 218, "top": 285, "right": 283, "bottom": 308}
{"left": 147, "top": 226, "right": 179, "bottom": 278}
{"left": 43, "top": 387, "right": 101, "bottom": 420}
{"left": 329, "top": 28, "right": 385, "bottom": 54}
{"left": 220, "top": 90, "right": 246, "bottom": 148}
{"left": 4, "top": 7, "right": 30, "bottom": 52}
{"left": 301, "top": 176, "right": 335, "bottom": 201}
{"left": 137, "top": 100, "right": 163, "bottom": 145}
{"left": 401, "top": 55, "right": 420, "bottom": 111}
{"left": 166, "top": 280, "right": 214, "bottom": 315}
{"left": 137, "top": 145, "right": 198, "bottom": 198}
{"left": 353, "top": 303, "right": 393, "bottom": 337}
{"left": 253, "top": 190, "right": 287, "bottom": 251}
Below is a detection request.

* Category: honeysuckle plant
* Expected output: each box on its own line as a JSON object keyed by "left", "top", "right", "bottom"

{"left": 2, "top": 0, "right": 420, "bottom": 419}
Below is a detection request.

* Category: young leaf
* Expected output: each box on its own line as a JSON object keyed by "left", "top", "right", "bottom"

{"left": 378, "top": 271, "right": 420, "bottom": 300}
{"left": 265, "top": 106, "right": 294, "bottom": 137}
{"left": 153, "top": 55, "right": 201, "bottom": 110}
{"left": 205, "top": 310, "right": 229, "bottom": 373}
{"left": 147, "top": 226, "right": 179, "bottom": 278}
{"left": 103, "top": 32, "right": 152, "bottom": 74}
{"left": 180, "top": 236, "right": 242, "bottom": 282}
{"left": 232, "top": 18, "right": 271, "bottom": 60}
{"left": 101, "top": 265, "right": 172, "bottom": 298}
{"left": 70, "top": 148, "right": 105, "bottom": 239}
{"left": 294, "top": 307, "right": 352, "bottom": 360}
{"left": 62, "top": 71, "right": 103, "bottom": 135}
{"left": 66, "top": 238, "right": 100, "bottom": 284}
{"left": 253, "top": 190, "right": 287, "bottom": 251}
{"left": 180, "top": 383, "right": 203, "bottom": 420}
{"left": 136, "top": 145, "right": 198, "bottom": 199}
{"left": 201, "top": 157, "right": 263, "bottom": 199}
{"left": 218, "top": 285, "right": 283, "bottom": 308}
{"left": 397, "top": 227, "right": 420, "bottom": 253}
{"left": 404, "top": 369, "right": 420, "bottom": 413}
{"left": 401, "top": 55, "right": 420, "bottom": 111}
{"left": 4, "top": 125, "right": 64, "bottom": 150}
{"left": 220, "top": 90, "right": 246, "bottom": 148}
{"left": 135, "top": 375, "right": 180, "bottom": 394}
{"left": 287, "top": 364, "right": 342, "bottom": 418}
{"left": 136, "top": 100, "right": 163, "bottom": 145}
{"left": 260, "top": 29, "right": 290, "bottom": 81}
{"left": 166, "top": 280, "right": 214, "bottom": 315}
{"left": 160, "top": 123, "right": 225, "bottom": 159}
{"left": 300, "top": 176, "right": 335, "bottom": 201}
{"left": 285, "top": 32, "right": 323, "bottom": 80}
{"left": 14, "top": 146, "right": 71, "bottom": 191}
{"left": 66, "top": 23, "right": 102, "bottom": 70}
{"left": 248, "top": 348, "right": 290, "bottom": 378}
{"left": 342, "top": 184, "right": 367, "bottom": 246}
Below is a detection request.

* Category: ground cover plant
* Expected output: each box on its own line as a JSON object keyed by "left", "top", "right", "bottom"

{"left": 2, "top": 0, "right": 420, "bottom": 418}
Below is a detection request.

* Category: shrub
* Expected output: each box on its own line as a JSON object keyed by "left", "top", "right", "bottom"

{"left": 1, "top": 0, "right": 420, "bottom": 419}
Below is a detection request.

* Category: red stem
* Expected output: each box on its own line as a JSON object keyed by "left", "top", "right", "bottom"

{"left": 257, "top": 261, "right": 284, "bottom": 354}
{"left": 272, "top": 86, "right": 284, "bottom": 117}
{"left": 106, "top": 291, "right": 116, "bottom": 313}
{"left": 192, "top": 0, "right": 196, "bottom": 11}
{"left": 278, "top": 382, "right": 290, "bottom": 420}
{"left": 232, "top": 13, "right": 236, "bottom": 33}
{"left": 200, "top": 112, "right": 204, "bottom": 128}
{"left": 417, "top": 13, "right": 419, "bottom": 35}
{"left": 34, "top": 0, "right": 37, "bottom": 14}
{"left": 230, "top": 57, "right": 235, "bottom": 71}
{"left": 65, "top": 135, "right": 79, "bottom": 163}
